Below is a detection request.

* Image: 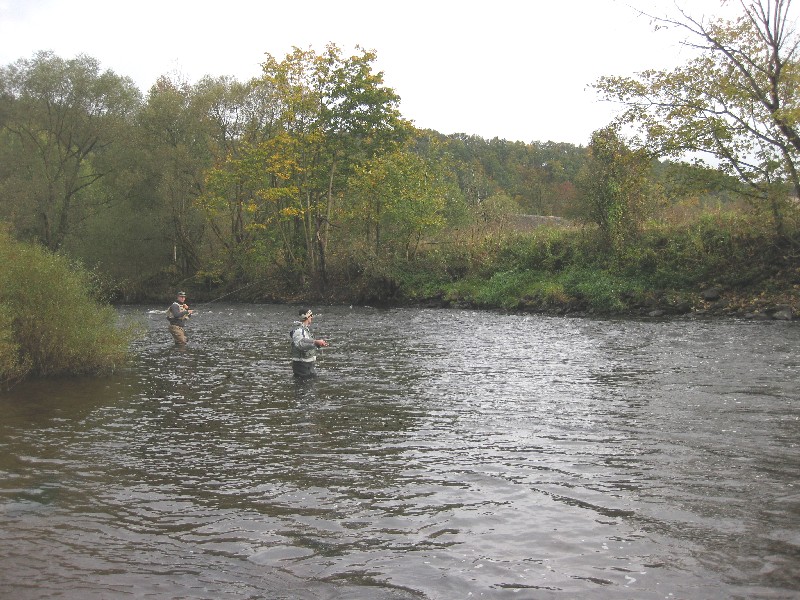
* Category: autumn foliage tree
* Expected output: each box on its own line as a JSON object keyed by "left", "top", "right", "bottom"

{"left": 199, "top": 44, "right": 411, "bottom": 289}
{"left": 577, "top": 125, "right": 651, "bottom": 252}
{"left": 0, "top": 51, "right": 141, "bottom": 251}
{"left": 346, "top": 142, "right": 462, "bottom": 261}
{"left": 594, "top": 0, "right": 800, "bottom": 237}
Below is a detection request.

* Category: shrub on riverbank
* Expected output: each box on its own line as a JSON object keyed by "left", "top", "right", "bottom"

{"left": 0, "top": 230, "right": 132, "bottom": 388}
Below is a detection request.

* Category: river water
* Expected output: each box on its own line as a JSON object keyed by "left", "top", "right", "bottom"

{"left": 0, "top": 304, "right": 798, "bottom": 599}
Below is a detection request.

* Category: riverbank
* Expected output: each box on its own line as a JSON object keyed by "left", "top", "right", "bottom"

{"left": 321, "top": 221, "right": 798, "bottom": 321}
{"left": 202, "top": 260, "right": 798, "bottom": 322}
{"left": 147, "top": 215, "right": 800, "bottom": 322}
{"left": 365, "top": 275, "right": 798, "bottom": 321}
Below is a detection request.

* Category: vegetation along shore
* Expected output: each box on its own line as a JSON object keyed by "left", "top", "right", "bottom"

{"left": 0, "top": 0, "right": 798, "bottom": 386}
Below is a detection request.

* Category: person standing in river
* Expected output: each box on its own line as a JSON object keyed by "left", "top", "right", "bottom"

{"left": 290, "top": 309, "right": 328, "bottom": 378}
{"left": 167, "top": 291, "right": 193, "bottom": 346}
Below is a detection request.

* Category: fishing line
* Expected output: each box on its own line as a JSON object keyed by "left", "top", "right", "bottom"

{"left": 191, "top": 282, "right": 259, "bottom": 309}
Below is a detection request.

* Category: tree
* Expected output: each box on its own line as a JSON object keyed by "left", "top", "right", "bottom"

{"left": 135, "top": 74, "right": 268, "bottom": 282}
{"left": 217, "top": 44, "right": 412, "bottom": 288}
{"left": 473, "top": 191, "right": 518, "bottom": 232}
{"left": 577, "top": 125, "right": 651, "bottom": 251}
{"left": 0, "top": 51, "right": 141, "bottom": 250}
{"left": 594, "top": 0, "right": 800, "bottom": 236}
{"left": 347, "top": 142, "right": 462, "bottom": 260}
{"left": 200, "top": 131, "right": 305, "bottom": 279}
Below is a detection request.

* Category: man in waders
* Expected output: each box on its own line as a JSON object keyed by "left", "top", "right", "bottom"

{"left": 167, "top": 291, "right": 194, "bottom": 346}
{"left": 290, "top": 309, "right": 328, "bottom": 378}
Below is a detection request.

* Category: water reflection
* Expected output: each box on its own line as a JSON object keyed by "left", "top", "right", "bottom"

{"left": 1, "top": 305, "right": 798, "bottom": 599}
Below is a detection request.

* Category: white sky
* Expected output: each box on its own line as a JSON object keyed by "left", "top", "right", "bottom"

{"left": 0, "top": 0, "right": 752, "bottom": 146}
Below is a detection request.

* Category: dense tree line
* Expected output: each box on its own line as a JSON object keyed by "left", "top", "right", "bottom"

{"left": 1, "top": 0, "right": 797, "bottom": 305}
{"left": 0, "top": 47, "right": 605, "bottom": 300}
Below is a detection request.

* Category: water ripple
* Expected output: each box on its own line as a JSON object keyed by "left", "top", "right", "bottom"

{"left": 0, "top": 305, "right": 798, "bottom": 599}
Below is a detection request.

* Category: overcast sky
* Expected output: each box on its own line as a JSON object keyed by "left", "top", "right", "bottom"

{"left": 0, "top": 0, "right": 754, "bottom": 146}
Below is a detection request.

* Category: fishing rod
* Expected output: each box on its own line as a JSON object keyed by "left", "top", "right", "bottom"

{"left": 190, "top": 282, "right": 259, "bottom": 310}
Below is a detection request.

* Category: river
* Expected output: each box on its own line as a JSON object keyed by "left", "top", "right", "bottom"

{"left": 0, "top": 304, "right": 798, "bottom": 599}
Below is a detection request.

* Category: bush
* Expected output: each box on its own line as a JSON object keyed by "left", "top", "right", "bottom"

{"left": 0, "top": 305, "right": 30, "bottom": 387}
{"left": 0, "top": 229, "right": 132, "bottom": 387}
{"left": 562, "top": 268, "right": 629, "bottom": 313}
{"left": 474, "top": 270, "right": 530, "bottom": 307}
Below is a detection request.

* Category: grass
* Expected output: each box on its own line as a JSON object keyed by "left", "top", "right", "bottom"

{"left": 382, "top": 209, "right": 799, "bottom": 316}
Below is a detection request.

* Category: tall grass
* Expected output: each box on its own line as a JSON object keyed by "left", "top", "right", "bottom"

{"left": 388, "top": 208, "right": 798, "bottom": 314}
{"left": 0, "top": 230, "right": 132, "bottom": 388}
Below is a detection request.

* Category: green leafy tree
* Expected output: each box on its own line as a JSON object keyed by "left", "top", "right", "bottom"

{"left": 347, "top": 142, "right": 462, "bottom": 260}
{"left": 472, "top": 191, "right": 519, "bottom": 235}
{"left": 594, "top": 0, "right": 800, "bottom": 235}
{"left": 577, "top": 125, "right": 651, "bottom": 251}
{"left": 137, "top": 75, "right": 225, "bottom": 279}
{"left": 0, "top": 51, "right": 141, "bottom": 251}
{"left": 135, "top": 74, "right": 262, "bottom": 281}
{"left": 206, "top": 45, "right": 412, "bottom": 289}
{"left": 183, "top": 75, "right": 281, "bottom": 282}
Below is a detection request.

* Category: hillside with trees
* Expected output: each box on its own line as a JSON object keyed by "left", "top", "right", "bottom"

{"left": 0, "top": 0, "right": 798, "bottom": 323}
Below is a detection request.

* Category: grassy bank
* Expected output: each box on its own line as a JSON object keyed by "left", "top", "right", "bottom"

{"left": 322, "top": 212, "right": 799, "bottom": 319}
{"left": 138, "top": 209, "right": 799, "bottom": 321}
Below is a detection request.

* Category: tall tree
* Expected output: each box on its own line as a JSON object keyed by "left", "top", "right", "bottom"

{"left": 577, "top": 125, "right": 651, "bottom": 251}
{"left": 253, "top": 44, "right": 412, "bottom": 287}
{"left": 135, "top": 74, "right": 265, "bottom": 280}
{"left": 594, "top": 0, "right": 800, "bottom": 235}
{"left": 200, "top": 45, "right": 412, "bottom": 288}
{"left": 0, "top": 51, "right": 141, "bottom": 250}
